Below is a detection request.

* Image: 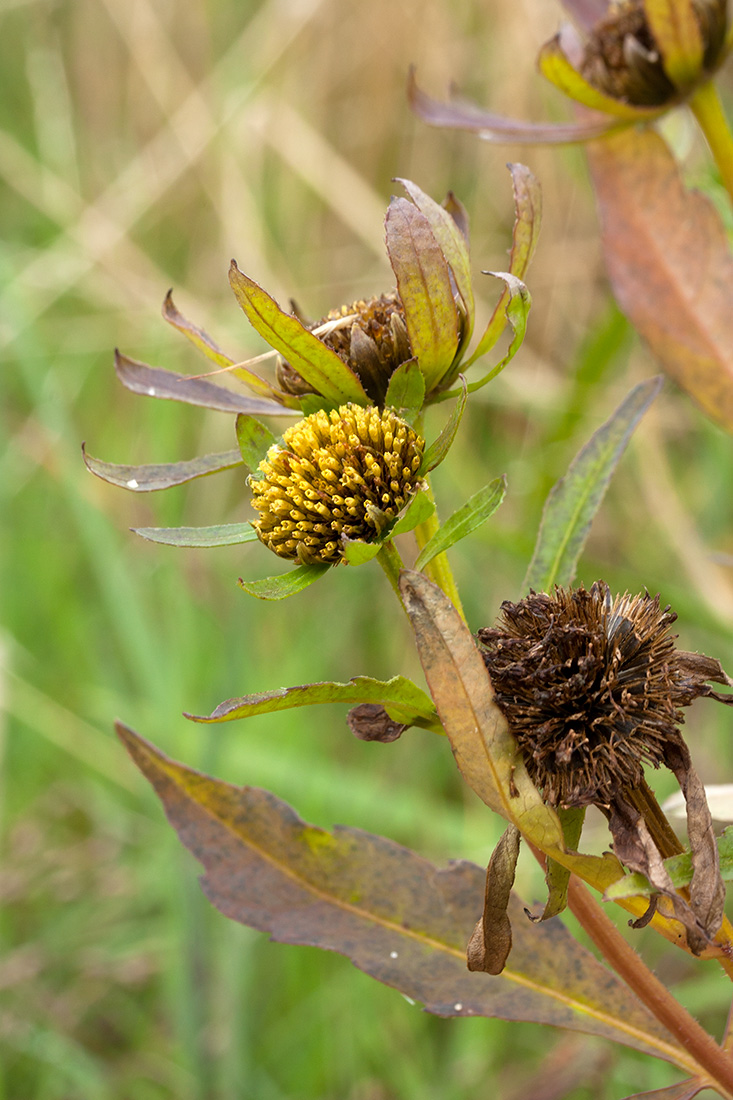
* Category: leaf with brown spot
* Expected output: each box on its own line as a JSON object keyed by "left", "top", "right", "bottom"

{"left": 587, "top": 127, "right": 733, "bottom": 432}
{"left": 115, "top": 722, "right": 693, "bottom": 1063}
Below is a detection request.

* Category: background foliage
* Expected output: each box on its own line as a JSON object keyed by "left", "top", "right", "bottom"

{"left": 2, "top": 0, "right": 733, "bottom": 1096}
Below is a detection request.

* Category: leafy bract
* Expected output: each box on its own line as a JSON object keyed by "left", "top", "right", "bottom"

{"left": 187, "top": 674, "right": 439, "bottom": 727}
{"left": 114, "top": 351, "right": 291, "bottom": 416}
{"left": 384, "top": 359, "right": 425, "bottom": 425}
{"left": 81, "top": 446, "right": 244, "bottom": 491}
{"left": 132, "top": 524, "right": 258, "bottom": 548}
{"left": 463, "top": 273, "right": 530, "bottom": 380}
{"left": 385, "top": 198, "right": 460, "bottom": 393}
{"left": 644, "top": 0, "right": 703, "bottom": 86}
{"left": 389, "top": 490, "right": 436, "bottom": 538}
{"left": 587, "top": 127, "right": 733, "bottom": 432}
{"left": 235, "top": 414, "right": 277, "bottom": 471}
{"left": 523, "top": 376, "right": 663, "bottom": 593}
{"left": 115, "top": 722, "right": 691, "bottom": 1064}
{"left": 238, "top": 563, "right": 330, "bottom": 600}
{"left": 228, "top": 262, "right": 369, "bottom": 407}
{"left": 414, "top": 477, "right": 506, "bottom": 571}
{"left": 342, "top": 540, "right": 382, "bottom": 566}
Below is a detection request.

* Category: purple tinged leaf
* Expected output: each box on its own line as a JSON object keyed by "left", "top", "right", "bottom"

{"left": 385, "top": 198, "right": 460, "bottom": 393}
{"left": 237, "top": 563, "right": 330, "bottom": 600}
{"left": 81, "top": 445, "right": 244, "bottom": 491}
{"left": 462, "top": 273, "right": 530, "bottom": 384}
{"left": 559, "top": 0, "right": 608, "bottom": 30}
{"left": 161, "top": 290, "right": 234, "bottom": 369}
{"left": 395, "top": 178, "right": 475, "bottom": 343}
{"left": 188, "top": 674, "right": 437, "bottom": 726}
{"left": 619, "top": 1080, "right": 704, "bottom": 1100}
{"left": 228, "top": 262, "right": 369, "bottom": 407}
{"left": 235, "top": 414, "right": 277, "bottom": 471}
{"left": 131, "top": 524, "right": 257, "bottom": 548}
{"left": 407, "top": 67, "right": 618, "bottom": 144}
{"left": 506, "top": 164, "right": 542, "bottom": 281}
{"left": 115, "top": 722, "right": 693, "bottom": 1062}
{"left": 114, "top": 351, "right": 292, "bottom": 416}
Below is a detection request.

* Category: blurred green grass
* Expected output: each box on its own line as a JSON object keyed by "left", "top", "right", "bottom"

{"left": 2, "top": 0, "right": 733, "bottom": 1097}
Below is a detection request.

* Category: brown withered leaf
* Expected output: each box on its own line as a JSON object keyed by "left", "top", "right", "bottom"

{"left": 587, "top": 127, "right": 733, "bottom": 432}
{"left": 347, "top": 704, "right": 407, "bottom": 743}
{"left": 467, "top": 824, "right": 520, "bottom": 975}
{"left": 116, "top": 722, "right": 691, "bottom": 1063}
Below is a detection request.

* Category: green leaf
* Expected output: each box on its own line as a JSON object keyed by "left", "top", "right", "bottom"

{"left": 114, "top": 351, "right": 292, "bottom": 416}
{"left": 396, "top": 178, "right": 475, "bottom": 343}
{"left": 237, "top": 563, "right": 330, "bottom": 600}
{"left": 188, "top": 674, "right": 438, "bottom": 725}
{"left": 505, "top": 163, "right": 542, "bottom": 280}
{"left": 605, "top": 827, "right": 733, "bottom": 902}
{"left": 384, "top": 359, "right": 425, "bottom": 424}
{"left": 389, "top": 490, "right": 435, "bottom": 538}
{"left": 385, "top": 198, "right": 460, "bottom": 393}
{"left": 116, "top": 722, "right": 693, "bottom": 1064}
{"left": 342, "top": 539, "right": 382, "bottom": 566}
{"left": 463, "top": 272, "right": 530, "bottom": 376}
{"left": 162, "top": 289, "right": 235, "bottom": 368}
{"left": 235, "top": 414, "right": 277, "bottom": 471}
{"left": 228, "top": 262, "right": 369, "bottom": 406}
{"left": 414, "top": 476, "right": 506, "bottom": 571}
{"left": 132, "top": 524, "right": 258, "bottom": 548}
{"left": 419, "top": 377, "right": 467, "bottom": 473}
{"left": 81, "top": 445, "right": 244, "bottom": 491}
{"left": 523, "top": 376, "right": 663, "bottom": 592}
{"left": 533, "top": 807, "right": 586, "bottom": 922}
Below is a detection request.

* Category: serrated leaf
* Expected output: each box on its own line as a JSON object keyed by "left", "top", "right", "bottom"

{"left": 396, "top": 178, "right": 474, "bottom": 342}
{"left": 238, "top": 563, "right": 330, "bottom": 600}
{"left": 384, "top": 359, "right": 425, "bottom": 424}
{"left": 132, "top": 524, "right": 258, "bottom": 548}
{"left": 82, "top": 445, "right": 244, "bottom": 491}
{"left": 414, "top": 476, "right": 506, "bottom": 571}
{"left": 389, "top": 490, "right": 435, "bottom": 538}
{"left": 228, "top": 262, "right": 369, "bottom": 407}
{"left": 115, "top": 722, "right": 693, "bottom": 1065}
{"left": 235, "top": 414, "right": 277, "bottom": 470}
{"left": 587, "top": 127, "right": 733, "bottom": 431}
{"left": 188, "top": 674, "right": 438, "bottom": 725}
{"left": 407, "top": 67, "right": 618, "bottom": 143}
{"left": 523, "top": 377, "right": 662, "bottom": 592}
{"left": 385, "top": 198, "right": 460, "bottom": 393}
{"left": 114, "top": 351, "right": 291, "bottom": 416}
{"left": 419, "top": 377, "right": 467, "bottom": 473}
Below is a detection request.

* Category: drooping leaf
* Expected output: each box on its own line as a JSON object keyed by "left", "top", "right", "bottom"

{"left": 237, "top": 563, "right": 330, "bottom": 600}
{"left": 132, "top": 523, "right": 258, "bottom": 548}
{"left": 619, "top": 1080, "right": 704, "bottom": 1100}
{"left": 228, "top": 262, "right": 369, "bottom": 407}
{"left": 463, "top": 272, "right": 530, "bottom": 376}
{"left": 467, "top": 824, "right": 520, "bottom": 975}
{"left": 407, "top": 67, "right": 618, "bottom": 144}
{"left": 342, "top": 539, "right": 382, "bottom": 566}
{"left": 188, "top": 674, "right": 438, "bottom": 727}
{"left": 644, "top": 0, "right": 703, "bottom": 86}
{"left": 114, "top": 351, "right": 291, "bottom": 416}
{"left": 399, "top": 572, "right": 696, "bottom": 944}
{"left": 384, "top": 359, "right": 426, "bottom": 424}
{"left": 81, "top": 445, "right": 244, "bottom": 491}
{"left": 414, "top": 476, "right": 506, "bottom": 571}
{"left": 385, "top": 198, "right": 460, "bottom": 393}
{"left": 537, "top": 29, "right": 662, "bottom": 119}
{"left": 523, "top": 376, "right": 663, "bottom": 593}
{"left": 396, "top": 178, "right": 475, "bottom": 341}
{"left": 419, "top": 377, "right": 467, "bottom": 473}
{"left": 115, "top": 722, "right": 692, "bottom": 1064}
{"left": 389, "top": 490, "right": 435, "bottom": 538}
{"left": 162, "top": 290, "right": 289, "bottom": 401}
{"left": 505, "top": 163, "right": 542, "bottom": 281}
{"left": 532, "top": 807, "right": 586, "bottom": 923}
{"left": 235, "top": 414, "right": 277, "bottom": 471}
{"left": 587, "top": 127, "right": 733, "bottom": 432}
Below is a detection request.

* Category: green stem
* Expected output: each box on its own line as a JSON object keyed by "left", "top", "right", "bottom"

{"left": 413, "top": 480, "right": 466, "bottom": 622}
{"left": 377, "top": 540, "right": 406, "bottom": 607}
{"left": 689, "top": 80, "right": 733, "bottom": 205}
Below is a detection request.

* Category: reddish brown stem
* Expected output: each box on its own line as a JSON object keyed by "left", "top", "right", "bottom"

{"left": 567, "top": 876, "right": 733, "bottom": 1096}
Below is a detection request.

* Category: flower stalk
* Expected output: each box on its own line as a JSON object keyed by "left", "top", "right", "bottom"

{"left": 689, "top": 78, "right": 733, "bottom": 201}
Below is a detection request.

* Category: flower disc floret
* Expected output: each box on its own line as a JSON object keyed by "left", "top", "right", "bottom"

{"left": 250, "top": 404, "right": 424, "bottom": 565}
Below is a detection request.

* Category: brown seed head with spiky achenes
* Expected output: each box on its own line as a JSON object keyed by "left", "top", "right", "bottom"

{"left": 478, "top": 581, "right": 725, "bottom": 809}
{"left": 276, "top": 293, "right": 411, "bottom": 406}
{"left": 580, "top": 0, "right": 728, "bottom": 106}
{"left": 250, "top": 403, "right": 424, "bottom": 566}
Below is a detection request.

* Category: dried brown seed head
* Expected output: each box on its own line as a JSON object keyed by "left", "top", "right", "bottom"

{"left": 250, "top": 404, "right": 424, "bottom": 565}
